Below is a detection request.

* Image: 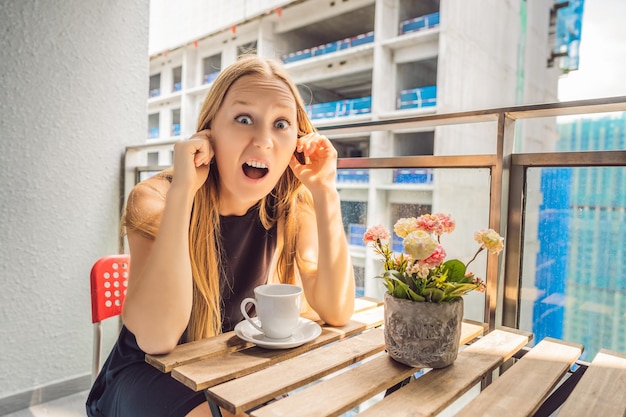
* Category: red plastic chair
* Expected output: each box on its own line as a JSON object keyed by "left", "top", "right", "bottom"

{"left": 90, "top": 254, "right": 130, "bottom": 379}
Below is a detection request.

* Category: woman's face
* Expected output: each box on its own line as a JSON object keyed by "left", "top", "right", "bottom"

{"left": 210, "top": 74, "right": 298, "bottom": 215}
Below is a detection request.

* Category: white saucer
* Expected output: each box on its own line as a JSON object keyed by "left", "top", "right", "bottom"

{"left": 234, "top": 317, "right": 322, "bottom": 349}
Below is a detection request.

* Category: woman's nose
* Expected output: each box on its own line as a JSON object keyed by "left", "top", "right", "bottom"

{"left": 252, "top": 126, "right": 273, "bottom": 149}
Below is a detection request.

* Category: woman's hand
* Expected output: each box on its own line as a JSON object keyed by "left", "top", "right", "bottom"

{"left": 289, "top": 132, "right": 337, "bottom": 196}
{"left": 171, "top": 129, "right": 214, "bottom": 193}
{"left": 290, "top": 132, "right": 356, "bottom": 326}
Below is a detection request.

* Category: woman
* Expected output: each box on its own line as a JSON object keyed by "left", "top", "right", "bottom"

{"left": 86, "top": 55, "right": 355, "bottom": 417}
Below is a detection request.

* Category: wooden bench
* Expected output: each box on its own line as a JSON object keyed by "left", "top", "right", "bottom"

{"left": 455, "top": 337, "right": 582, "bottom": 416}
{"left": 556, "top": 349, "right": 626, "bottom": 416}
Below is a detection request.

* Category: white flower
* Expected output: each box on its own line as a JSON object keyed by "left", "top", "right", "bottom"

{"left": 403, "top": 230, "right": 437, "bottom": 261}
{"left": 393, "top": 217, "right": 417, "bottom": 238}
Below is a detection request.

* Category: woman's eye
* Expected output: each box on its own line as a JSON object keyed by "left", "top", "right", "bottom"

{"left": 235, "top": 115, "right": 253, "bottom": 125}
{"left": 275, "top": 119, "right": 290, "bottom": 130}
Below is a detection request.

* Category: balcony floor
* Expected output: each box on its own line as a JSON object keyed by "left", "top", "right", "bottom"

{"left": 3, "top": 391, "right": 88, "bottom": 417}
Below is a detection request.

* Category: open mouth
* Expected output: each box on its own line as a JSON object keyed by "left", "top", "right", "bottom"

{"left": 242, "top": 161, "right": 269, "bottom": 180}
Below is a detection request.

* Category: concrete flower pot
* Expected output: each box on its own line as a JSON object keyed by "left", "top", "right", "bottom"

{"left": 384, "top": 292, "right": 463, "bottom": 368}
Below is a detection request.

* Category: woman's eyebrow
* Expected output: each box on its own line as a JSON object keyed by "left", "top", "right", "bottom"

{"left": 232, "top": 99, "right": 252, "bottom": 106}
{"left": 232, "top": 99, "right": 295, "bottom": 112}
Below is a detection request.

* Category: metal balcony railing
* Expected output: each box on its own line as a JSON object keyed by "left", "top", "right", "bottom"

{"left": 124, "top": 96, "right": 626, "bottom": 344}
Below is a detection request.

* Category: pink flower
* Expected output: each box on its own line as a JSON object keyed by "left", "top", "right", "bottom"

{"left": 406, "top": 261, "right": 431, "bottom": 278}
{"left": 363, "top": 225, "right": 390, "bottom": 244}
{"left": 472, "top": 276, "right": 486, "bottom": 293}
{"left": 421, "top": 244, "right": 446, "bottom": 267}
{"left": 415, "top": 213, "right": 455, "bottom": 236}
{"left": 415, "top": 214, "right": 440, "bottom": 234}
{"left": 474, "top": 229, "right": 504, "bottom": 254}
{"left": 434, "top": 213, "right": 455, "bottom": 234}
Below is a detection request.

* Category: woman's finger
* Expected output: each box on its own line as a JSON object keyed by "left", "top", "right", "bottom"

{"left": 187, "top": 130, "right": 213, "bottom": 166}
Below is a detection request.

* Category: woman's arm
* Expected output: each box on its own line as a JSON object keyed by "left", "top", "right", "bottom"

{"left": 289, "top": 134, "right": 355, "bottom": 325}
{"left": 296, "top": 190, "right": 355, "bottom": 325}
{"left": 122, "top": 131, "right": 213, "bottom": 354}
{"left": 121, "top": 183, "right": 196, "bottom": 354}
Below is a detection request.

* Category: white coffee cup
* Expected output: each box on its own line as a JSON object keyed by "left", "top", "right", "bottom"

{"left": 240, "top": 284, "right": 303, "bottom": 339}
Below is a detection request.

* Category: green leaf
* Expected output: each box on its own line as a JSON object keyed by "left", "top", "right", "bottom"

{"left": 442, "top": 259, "right": 467, "bottom": 282}
{"left": 391, "top": 270, "right": 410, "bottom": 285}
{"left": 379, "top": 274, "right": 412, "bottom": 300}
{"left": 392, "top": 284, "right": 408, "bottom": 299}
{"left": 422, "top": 287, "right": 445, "bottom": 302}
{"left": 407, "top": 288, "right": 426, "bottom": 302}
{"left": 444, "top": 283, "right": 479, "bottom": 298}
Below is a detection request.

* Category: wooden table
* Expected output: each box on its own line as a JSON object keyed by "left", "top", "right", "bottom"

{"left": 146, "top": 298, "right": 626, "bottom": 417}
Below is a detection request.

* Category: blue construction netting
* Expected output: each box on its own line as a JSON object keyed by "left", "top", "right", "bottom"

{"left": 399, "top": 12, "right": 440, "bottom": 34}
{"left": 306, "top": 96, "right": 372, "bottom": 120}
{"left": 282, "top": 31, "right": 375, "bottom": 64}
{"left": 397, "top": 85, "right": 437, "bottom": 110}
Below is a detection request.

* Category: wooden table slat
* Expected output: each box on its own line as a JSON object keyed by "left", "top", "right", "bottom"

{"left": 252, "top": 353, "right": 413, "bottom": 417}
{"left": 348, "top": 305, "right": 385, "bottom": 328}
{"left": 459, "top": 321, "right": 488, "bottom": 345}
{"left": 354, "top": 296, "right": 384, "bottom": 310}
{"left": 147, "top": 297, "right": 383, "bottom": 373}
{"left": 208, "top": 328, "right": 386, "bottom": 414}
{"left": 145, "top": 331, "right": 252, "bottom": 373}
{"left": 173, "top": 307, "right": 385, "bottom": 391}
{"left": 557, "top": 349, "right": 626, "bottom": 417}
{"left": 455, "top": 337, "right": 583, "bottom": 417}
{"left": 249, "top": 321, "right": 487, "bottom": 417}
{"left": 357, "top": 327, "right": 532, "bottom": 417}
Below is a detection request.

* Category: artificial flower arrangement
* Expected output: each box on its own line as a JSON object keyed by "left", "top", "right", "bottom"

{"left": 363, "top": 213, "right": 504, "bottom": 303}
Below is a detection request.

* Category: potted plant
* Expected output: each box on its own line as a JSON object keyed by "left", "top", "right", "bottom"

{"left": 363, "top": 213, "right": 504, "bottom": 368}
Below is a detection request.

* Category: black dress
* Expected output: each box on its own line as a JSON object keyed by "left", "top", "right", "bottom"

{"left": 86, "top": 203, "right": 277, "bottom": 417}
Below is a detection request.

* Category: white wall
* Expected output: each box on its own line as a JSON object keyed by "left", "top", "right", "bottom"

{"left": 0, "top": 0, "right": 149, "bottom": 412}
{"left": 149, "top": 0, "right": 293, "bottom": 55}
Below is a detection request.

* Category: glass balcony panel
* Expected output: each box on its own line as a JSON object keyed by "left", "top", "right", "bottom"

{"left": 517, "top": 112, "right": 626, "bottom": 153}
{"left": 348, "top": 224, "right": 367, "bottom": 247}
{"left": 392, "top": 168, "right": 433, "bottom": 184}
{"left": 358, "top": 167, "right": 491, "bottom": 321}
{"left": 519, "top": 166, "right": 626, "bottom": 361}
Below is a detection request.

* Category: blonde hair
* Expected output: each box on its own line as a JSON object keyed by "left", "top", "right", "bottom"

{"left": 126, "top": 55, "right": 315, "bottom": 341}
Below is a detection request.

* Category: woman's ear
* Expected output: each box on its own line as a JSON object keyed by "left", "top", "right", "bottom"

{"left": 294, "top": 149, "right": 306, "bottom": 165}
